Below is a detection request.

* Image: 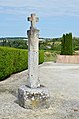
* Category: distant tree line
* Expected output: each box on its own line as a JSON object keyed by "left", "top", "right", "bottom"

{"left": 0, "top": 38, "right": 28, "bottom": 49}
{"left": 39, "top": 37, "right": 61, "bottom": 51}
{"left": 0, "top": 36, "right": 79, "bottom": 51}
{"left": 39, "top": 36, "right": 79, "bottom": 51}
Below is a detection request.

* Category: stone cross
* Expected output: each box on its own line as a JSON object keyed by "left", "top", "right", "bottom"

{"left": 27, "top": 13, "right": 40, "bottom": 88}
{"left": 18, "top": 14, "right": 50, "bottom": 109}
{"left": 28, "top": 13, "right": 39, "bottom": 28}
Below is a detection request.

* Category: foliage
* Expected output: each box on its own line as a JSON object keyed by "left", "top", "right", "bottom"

{"left": 51, "top": 42, "right": 61, "bottom": 51}
{"left": 39, "top": 38, "right": 61, "bottom": 51}
{"left": 39, "top": 50, "right": 44, "bottom": 64}
{"left": 1, "top": 37, "right": 79, "bottom": 52}
{"left": 0, "top": 39, "right": 28, "bottom": 49}
{"left": 0, "top": 47, "right": 44, "bottom": 80}
{"left": 73, "top": 37, "right": 79, "bottom": 50}
{"left": 39, "top": 41, "right": 49, "bottom": 50}
{"left": 61, "top": 33, "right": 73, "bottom": 55}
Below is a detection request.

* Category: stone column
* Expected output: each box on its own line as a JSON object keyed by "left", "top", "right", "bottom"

{"left": 27, "top": 18, "right": 40, "bottom": 88}
{"left": 18, "top": 13, "right": 50, "bottom": 109}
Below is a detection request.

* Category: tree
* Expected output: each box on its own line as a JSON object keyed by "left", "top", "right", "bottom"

{"left": 61, "top": 33, "right": 73, "bottom": 55}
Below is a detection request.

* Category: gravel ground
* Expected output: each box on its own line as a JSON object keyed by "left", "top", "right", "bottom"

{"left": 0, "top": 62, "right": 79, "bottom": 119}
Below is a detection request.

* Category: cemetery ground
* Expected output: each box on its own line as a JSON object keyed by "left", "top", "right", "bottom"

{"left": 0, "top": 62, "right": 79, "bottom": 119}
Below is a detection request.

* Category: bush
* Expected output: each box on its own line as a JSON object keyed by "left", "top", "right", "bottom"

{"left": 0, "top": 47, "right": 44, "bottom": 80}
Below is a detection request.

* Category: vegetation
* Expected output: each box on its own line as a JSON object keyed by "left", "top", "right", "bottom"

{"left": 39, "top": 38, "right": 61, "bottom": 51}
{"left": 61, "top": 33, "right": 73, "bottom": 55}
{"left": 41, "top": 35, "right": 79, "bottom": 62}
{"left": 0, "top": 38, "right": 28, "bottom": 49}
{"left": 1, "top": 35, "right": 79, "bottom": 64}
{"left": 0, "top": 47, "right": 44, "bottom": 80}
{"left": 39, "top": 50, "right": 44, "bottom": 64}
{"left": 44, "top": 50, "right": 60, "bottom": 62}
{"left": 73, "top": 37, "right": 79, "bottom": 51}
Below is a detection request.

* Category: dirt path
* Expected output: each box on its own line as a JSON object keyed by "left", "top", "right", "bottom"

{"left": 0, "top": 62, "right": 79, "bottom": 119}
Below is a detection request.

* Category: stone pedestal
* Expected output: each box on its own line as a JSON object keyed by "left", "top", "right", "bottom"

{"left": 18, "top": 85, "right": 50, "bottom": 109}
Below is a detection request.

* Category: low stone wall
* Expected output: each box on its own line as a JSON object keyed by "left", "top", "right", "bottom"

{"left": 56, "top": 55, "right": 79, "bottom": 64}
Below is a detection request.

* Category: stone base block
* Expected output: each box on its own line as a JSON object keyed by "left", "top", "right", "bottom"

{"left": 18, "top": 85, "right": 50, "bottom": 109}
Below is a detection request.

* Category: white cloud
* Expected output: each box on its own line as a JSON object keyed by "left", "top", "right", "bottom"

{"left": 0, "top": 0, "right": 79, "bottom": 17}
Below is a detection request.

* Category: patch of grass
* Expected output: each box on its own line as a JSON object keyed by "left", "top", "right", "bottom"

{"left": 44, "top": 50, "right": 60, "bottom": 62}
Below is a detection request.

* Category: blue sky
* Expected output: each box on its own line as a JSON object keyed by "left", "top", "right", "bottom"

{"left": 0, "top": 0, "right": 79, "bottom": 38}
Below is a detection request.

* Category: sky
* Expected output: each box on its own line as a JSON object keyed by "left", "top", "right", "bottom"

{"left": 0, "top": 0, "right": 79, "bottom": 38}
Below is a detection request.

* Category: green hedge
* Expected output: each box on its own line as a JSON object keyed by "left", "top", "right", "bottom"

{"left": 39, "top": 50, "right": 44, "bottom": 64}
{"left": 0, "top": 47, "right": 44, "bottom": 80}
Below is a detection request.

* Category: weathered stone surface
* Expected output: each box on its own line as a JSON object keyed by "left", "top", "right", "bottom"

{"left": 27, "top": 28, "right": 40, "bottom": 88}
{"left": 18, "top": 85, "right": 50, "bottom": 109}
{"left": 27, "top": 14, "right": 40, "bottom": 88}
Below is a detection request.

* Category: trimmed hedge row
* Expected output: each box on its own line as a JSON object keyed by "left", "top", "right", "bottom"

{"left": 0, "top": 47, "right": 44, "bottom": 80}
{"left": 39, "top": 50, "right": 44, "bottom": 64}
